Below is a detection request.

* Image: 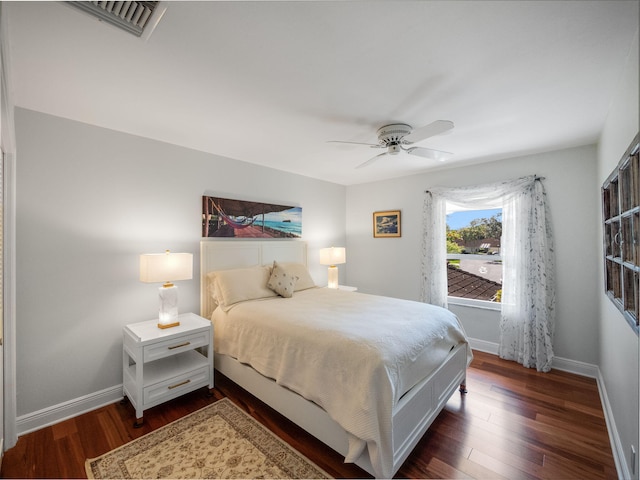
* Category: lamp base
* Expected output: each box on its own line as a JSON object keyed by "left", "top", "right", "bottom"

{"left": 158, "top": 285, "right": 180, "bottom": 329}
{"left": 157, "top": 321, "right": 180, "bottom": 329}
{"left": 327, "top": 265, "right": 339, "bottom": 289}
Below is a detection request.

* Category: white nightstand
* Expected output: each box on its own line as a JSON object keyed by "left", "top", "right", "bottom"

{"left": 122, "top": 312, "right": 214, "bottom": 427}
{"left": 325, "top": 285, "right": 358, "bottom": 291}
{"left": 338, "top": 285, "right": 358, "bottom": 292}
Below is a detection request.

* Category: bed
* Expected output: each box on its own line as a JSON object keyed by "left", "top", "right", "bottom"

{"left": 200, "top": 239, "right": 471, "bottom": 478}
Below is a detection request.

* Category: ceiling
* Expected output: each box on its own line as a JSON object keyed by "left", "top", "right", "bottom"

{"left": 5, "top": 1, "right": 639, "bottom": 185}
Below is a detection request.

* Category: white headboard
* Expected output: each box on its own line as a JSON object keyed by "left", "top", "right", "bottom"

{"left": 200, "top": 239, "right": 308, "bottom": 319}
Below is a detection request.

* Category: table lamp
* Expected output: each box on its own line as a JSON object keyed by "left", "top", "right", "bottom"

{"left": 140, "top": 250, "right": 193, "bottom": 328}
{"left": 319, "top": 247, "right": 346, "bottom": 289}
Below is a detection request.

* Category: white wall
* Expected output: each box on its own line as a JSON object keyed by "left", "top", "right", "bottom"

{"left": 346, "top": 144, "right": 600, "bottom": 365}
{"left": 14, "top": 107, "right": 346, "bottom": 418}
{"left": 597, "top": 30, "right": 639, "bottom": 480}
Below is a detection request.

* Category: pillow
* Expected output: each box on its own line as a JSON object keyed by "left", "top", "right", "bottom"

{"left": 267, "top": 261, "right": 298, "bottom": 298}
{"left": 207, "top": 273, "right": 223, "bottom": 306}
{"left": 207, "top": 265, "right": 277, "bottom": 311}
{"left": 274, "top": 262, "right": 316, "bottom": 291}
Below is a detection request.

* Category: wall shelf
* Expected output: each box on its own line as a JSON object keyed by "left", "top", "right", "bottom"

{"left": 602, "top": 132, "right": 640, "bottom": 334}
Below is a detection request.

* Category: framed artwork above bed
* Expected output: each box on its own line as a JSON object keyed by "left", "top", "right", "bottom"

{"left": 373, "top": 210, "right": 401, "bottom": 238}
{"left": 202, "top": 196, "right": 301, "bottom": 239}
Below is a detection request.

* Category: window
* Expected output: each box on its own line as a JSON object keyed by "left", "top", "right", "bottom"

{"left": 422, "top": 175, "right": 555, "bottom": 371}
{"left": 446, "top": 207, "right": 502, "bottom": 310}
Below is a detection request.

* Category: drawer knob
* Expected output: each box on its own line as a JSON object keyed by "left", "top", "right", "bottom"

{"left": 168, "top": 379, "right": 191, "bottom": 390}
{"left": 168, "top": 341, "right": 191, "bottom": 350}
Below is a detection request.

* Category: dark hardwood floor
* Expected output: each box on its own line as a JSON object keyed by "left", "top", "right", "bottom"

{"left": 1, "top": 350, "right": 616, "bottom": 479}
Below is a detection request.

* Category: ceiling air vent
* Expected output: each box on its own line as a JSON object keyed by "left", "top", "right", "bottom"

{"left": 67, "top": 1, "right": 165, "bottom": 38}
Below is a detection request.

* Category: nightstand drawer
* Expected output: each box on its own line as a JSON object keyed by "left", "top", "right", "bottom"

{"left": 143, "top": 330, "right": 209, "bottom": 363}
{"left": 143, "top": 365, "right": 210, "bottom": 405}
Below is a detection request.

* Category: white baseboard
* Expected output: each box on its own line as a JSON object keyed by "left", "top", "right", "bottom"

{"left": 16, "top": 385, "right": 123, "bottom": 436}
{"left": 594, "top": 367, "right": 630, "bottom": 480}
{"left": 468, "top": 338, "right": 499, "bottom": 355}
{"left": 550, "top": 355, "right": 601, "bottom": 378}
{"left": 469, "top": 338, "right": 600, "bottom": 378}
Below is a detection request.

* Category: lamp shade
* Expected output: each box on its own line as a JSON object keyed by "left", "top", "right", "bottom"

{"left": 319, "top": 247, "right": 346, "bottom": 266}
{"left": 140, "top": 251, "right": 193, "bottom": 284}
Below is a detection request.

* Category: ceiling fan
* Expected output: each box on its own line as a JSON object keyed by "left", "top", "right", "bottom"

{"left": 329, "top": 120, "right": 454, "bottom": 169}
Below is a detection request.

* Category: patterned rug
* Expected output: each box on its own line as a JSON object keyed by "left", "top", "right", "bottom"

{"left": 85, "top": 398, "right": 331, "bottom": 479}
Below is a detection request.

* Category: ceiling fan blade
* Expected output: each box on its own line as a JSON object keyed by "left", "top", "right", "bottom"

{"left": 403, "top": 120, "right": 454, "bottom": 144}
{"left": 405, "top": 146, "right": 452, "bottom": 162}
{"left": 327, "top": 140, "right": 382, "bottom": 148}
{"left": 355, "top": 152, "right": 387, "bottom": 169}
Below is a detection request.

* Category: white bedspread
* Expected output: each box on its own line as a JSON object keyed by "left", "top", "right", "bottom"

{"left": 212, "top": 288, "right": 471, "bottom": 478}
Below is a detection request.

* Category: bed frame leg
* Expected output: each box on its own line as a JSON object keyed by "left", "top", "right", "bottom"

{"left": 459, "top": 382, "right": 468, "bottom": 394}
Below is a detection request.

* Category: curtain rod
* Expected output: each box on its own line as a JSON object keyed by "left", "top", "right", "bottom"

{"left": 425, "top": 175, "right": 546, "bottom": 193}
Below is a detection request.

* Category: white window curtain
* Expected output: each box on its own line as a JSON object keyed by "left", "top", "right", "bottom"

{"left": 421, "top": 175, "right": 556, "bottom": 372}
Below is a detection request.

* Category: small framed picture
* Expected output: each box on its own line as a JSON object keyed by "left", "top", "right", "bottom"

{"left": 373, "top": 210, "right": 401, "bottom": 238}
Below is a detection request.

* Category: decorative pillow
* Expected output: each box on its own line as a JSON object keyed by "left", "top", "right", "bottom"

{"left": 275, "top": 262, "right": 316, "bottom": 291}
{"left": 267, "top": 261, "right": 298, "bottom": 298}
{"left": 207, "top": 266, "right": 277, "bottom": 311}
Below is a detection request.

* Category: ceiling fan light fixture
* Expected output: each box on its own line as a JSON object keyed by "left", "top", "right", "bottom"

{"left": 388, "top": 144, "right": 402, "bottom": 155}
{"left": 330, "top": 120, "right": 454, "bottom": 169}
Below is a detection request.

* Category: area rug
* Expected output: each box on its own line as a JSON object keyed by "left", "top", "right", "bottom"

{"left": 85, "top": 398, "right": 331, "bottom": 479}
